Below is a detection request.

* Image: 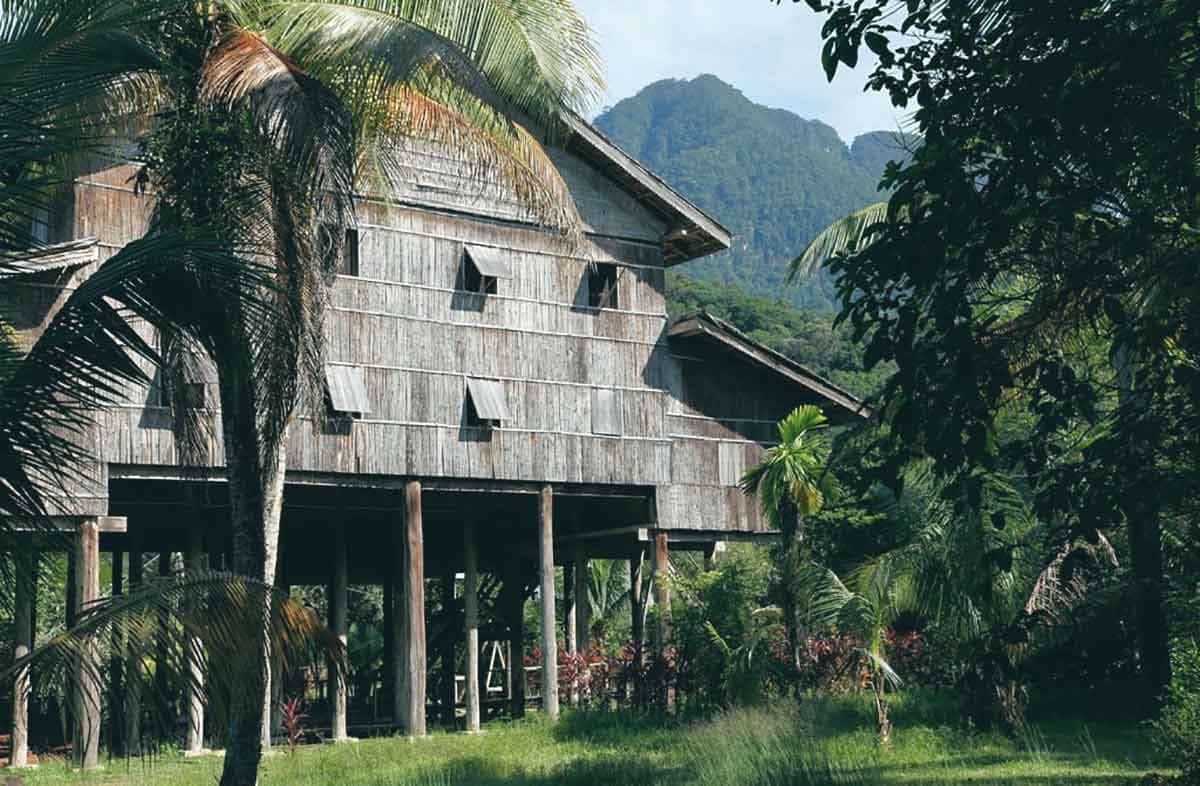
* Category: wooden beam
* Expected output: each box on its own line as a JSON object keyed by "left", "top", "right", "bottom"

{"left": 537, "top": 485, "right": 559, "bottom": 721}
{"left": 73, "top": 518, "right": 101, "bottom": 770}
{"left": 564, "top": 560, "right": 577, "bottom": 706}
{"left": 556, "top": 526, "right": 649, "bottom": 545}
{"left": 10, "top": 541, "right": 33, "bottom": 768}
{"left": 395, "top": 480, "right": 426, "bottom": 736}
{"left": 330, "top": 525, "right": 349, "bottom": 742}
{"left": 9, "top": 515, "right": 128, "bottom": 534}
{"left": 439, "top": 569, "right": 456, "bottom": 727}
{"left": 463, "top": 523, "right": 480, "bottom": 733}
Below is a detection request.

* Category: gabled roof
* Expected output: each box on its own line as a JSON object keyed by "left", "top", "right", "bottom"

{"left": 668, "top": 311, "right": 872, "bottom": 425}
{"left": 563, "top": 115, "right": 732, "bottom": 265}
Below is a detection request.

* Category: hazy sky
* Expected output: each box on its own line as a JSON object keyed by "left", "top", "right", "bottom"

{"left": 574, "top": 0, "right": 906, "bottom": 143}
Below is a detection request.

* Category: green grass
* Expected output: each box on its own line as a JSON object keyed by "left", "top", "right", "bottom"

{"left": 14, "top": 694, "right": 1167, "bottom": 786}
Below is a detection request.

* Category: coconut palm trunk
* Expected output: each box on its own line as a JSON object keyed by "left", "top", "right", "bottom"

{"left": 778, "top": 501, "right": 805, "bottom": 694}
{"left": 217, "top": 362, "right": 290, "bottom": 786}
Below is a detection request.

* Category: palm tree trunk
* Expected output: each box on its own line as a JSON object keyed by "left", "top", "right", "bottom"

{"left": 779, "top": 502, "right": 804, "bottom": 697}
{"left": 874, "top": 675, "right": 891, "bottom": 745}
{"left": 217, "top": 364, "right": 289, "bottom": 786}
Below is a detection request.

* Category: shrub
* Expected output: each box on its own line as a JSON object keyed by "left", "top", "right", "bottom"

{"left": 1151, "top": 641, "right": 1200, "bottom": 783}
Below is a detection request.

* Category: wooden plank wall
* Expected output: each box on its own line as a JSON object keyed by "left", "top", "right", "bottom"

{"left": 56, "top": 146, "right": 784, "bottom": 533}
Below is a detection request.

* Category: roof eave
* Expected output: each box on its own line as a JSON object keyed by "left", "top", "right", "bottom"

{"left": 668, "top": 312, "right": 874, "bottom": 423}
{"left": 564, "top": 115, "right": 732, "bottom": 264}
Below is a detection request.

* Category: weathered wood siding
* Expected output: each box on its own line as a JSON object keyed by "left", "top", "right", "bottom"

{"left": 53, "top": 145, "right": 789, "bottom": 533}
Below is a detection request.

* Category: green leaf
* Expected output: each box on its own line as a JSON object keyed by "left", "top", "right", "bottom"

{"left": 822, "top": 38, "right": 839, "bottom": 82}
{"left": 865, "top": 31, "right": 889, "bottom": 57}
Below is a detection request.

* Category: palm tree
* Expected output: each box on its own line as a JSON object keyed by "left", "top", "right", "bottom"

{"left": 587, "top": 559, "right": 632, "bottom": 645}
{"left": 739, "top": 405, "right": 834, "bottom": 692}
{"left": 804, "top": 562, "right": 904, "bottom": 744}
{"left": 2, "top": 0, "right": 346, "bottom": 771}
{"left": 6, "top": 1, "right": 601, "bottom": 779}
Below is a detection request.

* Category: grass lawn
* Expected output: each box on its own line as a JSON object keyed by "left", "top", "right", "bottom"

{"left": 12, "top": 694, "right": 1168, "bottom": 786}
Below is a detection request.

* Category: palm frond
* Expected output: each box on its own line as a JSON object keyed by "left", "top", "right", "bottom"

{"left": 789, "top": 201, "right": 888, "bottom": 283}
{"left": 3, "top": 571, "right": 345, "bottom": 740}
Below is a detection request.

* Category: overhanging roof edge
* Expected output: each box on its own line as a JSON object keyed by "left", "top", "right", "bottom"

{"left": 668, "top": 311, "right": 873, "bottom": 422}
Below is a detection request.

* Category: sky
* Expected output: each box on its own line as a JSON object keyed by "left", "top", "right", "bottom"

{"left": 574, "top": 0, "right": 906, "bottom": 143}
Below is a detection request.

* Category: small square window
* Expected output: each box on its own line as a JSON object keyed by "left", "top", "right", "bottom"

{"left": 320, "top": 225, "right": 359, "bottom": 277}
{"left": 465, "top": 377, "right": 509, "bottom": 429}
{"left": 588, "top": 263, "right": 620, "bottom": 310}
{"left": 591, "top": 388, "right": 623, "bottom": 436}
{"left": 461, "top": 245, "right": 511, "bottom": 295}
{"left": 325, "top": 364, "right": 370, "bottom": 419}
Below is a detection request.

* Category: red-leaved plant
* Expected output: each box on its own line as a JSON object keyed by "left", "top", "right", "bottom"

{"left": 279, "top": 697, "right": 308, "bottom": 754}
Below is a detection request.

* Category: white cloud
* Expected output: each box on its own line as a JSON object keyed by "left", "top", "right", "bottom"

{"left": 575, "top": 0, "right": 907, "bottom": 143}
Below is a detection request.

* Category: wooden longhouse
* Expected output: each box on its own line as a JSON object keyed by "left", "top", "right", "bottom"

{"left": 3, "top": 117, "right": 867, "bottom": 765}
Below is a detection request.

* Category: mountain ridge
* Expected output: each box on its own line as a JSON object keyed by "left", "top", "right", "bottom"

{"left": 594, "top": 74, "right": 917, "bottom": 310}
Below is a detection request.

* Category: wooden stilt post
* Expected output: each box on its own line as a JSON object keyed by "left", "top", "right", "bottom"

{"left": 504, "top": 560, "right": 525, "bottom": 719}
{"left": 652, "top": 534, "right": 670, "bottom": 648}
{"left": 184, "top": 530, "right": 207, "bottom": 755}
{"left": 463, "top": 523, "right": 480, "bottom": 733}
{"left": 10, "top": 541, "right": 33, "bottom": 768}
{"left": 703, "top": 542, "right": 723, "bottom": 572}
{"left": 564, "top": 559, "right": 577, "bottom": 707}
{"left": 394, "top": 480, "right": 426, "bottom": 736}
{"left": 330, "top": 526, "right": 349, "bottom": 742}
{"left": 573, "top": 545, "right": 590, "bottom": 657}
{"left": 109, "top": 550, "right": 125, "bottom": 758}
{"left": 73, "top": 518, "right": 101, "bottom": 770}
{"left": 440, "top": 569, "right": 456, "bottom": 727}
{"left": 629, "top": 549, "right": 646, "bottom": 707}
{"left": 564, "top": 562, "right": 577, "bottom": 656}
{"left": 537, "top": 486, "right": 559, "bottom": 721}
{"left": 126, "top": 545, "right": 143, "bottom": 755}
{"left": 156, "top": 550, "right": 172, "bottom": 734}
{"left": 652, "top": 533, "right": 671, "bottom": 713}
{"left": 381, "top": 571, "right": 394, "bottom": 720}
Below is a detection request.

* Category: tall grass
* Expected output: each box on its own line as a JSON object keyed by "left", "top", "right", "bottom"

{"left": 685, "top": 701, "right": 878, "bottom": 786}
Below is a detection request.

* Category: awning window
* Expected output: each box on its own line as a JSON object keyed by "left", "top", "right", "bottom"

{"left": 464, "top": 245, "right": 513, "bottom": 279}
{"left": 462, "top": 245, "right": 512, "bottom": 295}
{"left": 465, "top": 377, "right": 510, "bottom": 426}
{"left": 325, "top": 364, "right": 371, "bottom": 417}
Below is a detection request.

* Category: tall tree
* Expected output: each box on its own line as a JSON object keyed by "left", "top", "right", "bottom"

{"left": 794, "top": 0, "right": 1200, "bottom": 709}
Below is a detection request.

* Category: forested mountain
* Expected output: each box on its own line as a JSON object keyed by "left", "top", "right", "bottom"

{"left": 595, "top": 74, "right": 917, "bottom": 310}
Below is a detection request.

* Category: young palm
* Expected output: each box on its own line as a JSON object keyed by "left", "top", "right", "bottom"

{"left": 739, "top": 404, "right": 833, "bottom": 691}
{"left": 804, "top": 561, "right": 905, "bottom": 744}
